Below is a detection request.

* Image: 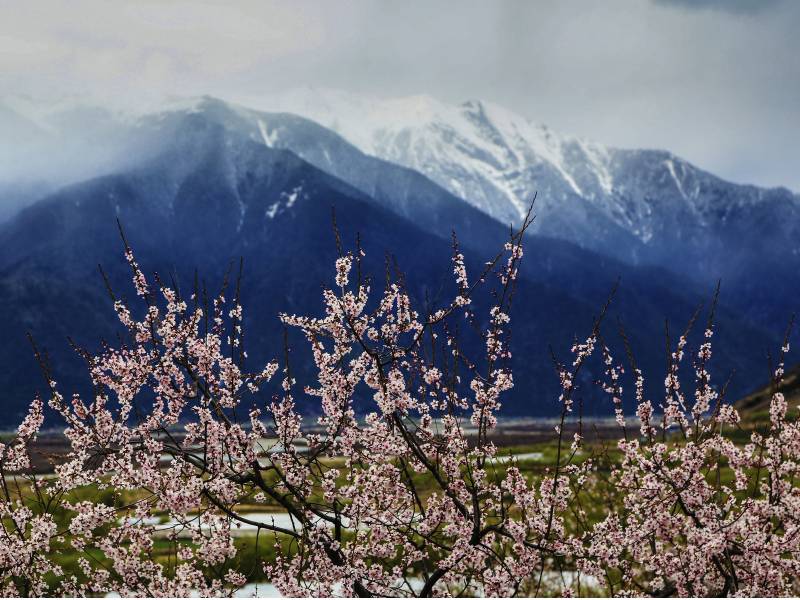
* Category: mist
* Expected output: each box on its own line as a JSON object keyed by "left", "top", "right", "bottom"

{"left": 0, "top": 0, "right": 798, "bottom": 199}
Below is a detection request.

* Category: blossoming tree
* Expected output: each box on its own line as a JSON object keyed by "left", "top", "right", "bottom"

{"left": 1, "top": 213, "right": 798, "bottom": 597}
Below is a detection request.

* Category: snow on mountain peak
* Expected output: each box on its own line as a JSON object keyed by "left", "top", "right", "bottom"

{"left": 246, "top": 88, "right": 623, "bottom": 224}
{"left": 227, "top": 88, "right": 797, "bottom": 271}
{"left": 6, "top": 89, "right": 796, "bottom": 269}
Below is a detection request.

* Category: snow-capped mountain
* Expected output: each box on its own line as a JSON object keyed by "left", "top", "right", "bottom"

{"left": 1, "top": 91, "right": 799, "bottom": 330}
{"left": 6, "top": 90, "right": 798, "bottom": 275}
{"left": 252, "top": 88, "right": 605, "bottom": 224}
{"left": 252, "top": 88, "right": 800, "bottom": 273}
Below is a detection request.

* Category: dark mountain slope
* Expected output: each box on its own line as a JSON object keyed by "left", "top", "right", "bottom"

{"left": 0, "top": 110, "right": 780, "bottom": 426}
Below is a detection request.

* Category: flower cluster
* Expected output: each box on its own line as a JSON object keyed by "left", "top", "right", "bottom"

{"left": 1, "top": 211, "right": 798, "bottom": 597}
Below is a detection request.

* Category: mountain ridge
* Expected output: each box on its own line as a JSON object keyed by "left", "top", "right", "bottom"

{"left": 0, "top": 104, "right": 781, "bottom": 425}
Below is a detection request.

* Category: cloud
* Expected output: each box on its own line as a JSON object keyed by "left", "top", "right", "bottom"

{"left": 654, "top": 0, "right": 785, "bottom": 15}
{"left": 0, "top": 0, "right": 798, "bottom": 191}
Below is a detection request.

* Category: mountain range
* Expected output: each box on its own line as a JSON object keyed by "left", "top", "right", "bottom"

{"left": 256, "top": 89, "right": 800, "bottom": 330}
{"left": 0, "top": 90, "right": 795, "bottom": 426}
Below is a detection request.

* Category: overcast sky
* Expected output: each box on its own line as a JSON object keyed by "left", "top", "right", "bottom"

{"left": 1, "top": 0, "right": 797, "bottom": 190}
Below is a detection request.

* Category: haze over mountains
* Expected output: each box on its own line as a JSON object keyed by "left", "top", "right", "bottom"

{"left": 0, "top": 90, "right": 796, "bottom": 426}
